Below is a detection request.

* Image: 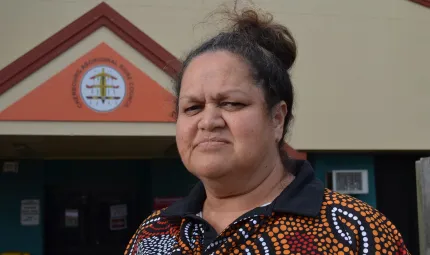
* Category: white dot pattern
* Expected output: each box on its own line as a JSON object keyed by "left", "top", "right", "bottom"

{"left": 136, "top": 235, "right": 178, "bottom": 255}
{"left": 331, "top": 206, "right": 368, "bottom": 249}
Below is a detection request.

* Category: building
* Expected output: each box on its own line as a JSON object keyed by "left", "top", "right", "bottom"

{"left": 0, "top": 1, "right": 428, "bottom": 254}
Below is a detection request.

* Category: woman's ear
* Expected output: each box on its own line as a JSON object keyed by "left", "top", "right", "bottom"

{"left": 272, "top": 101, "right": 288, "bottom": 142}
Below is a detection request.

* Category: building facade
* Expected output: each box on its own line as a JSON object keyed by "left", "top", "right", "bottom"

{"left": 0, "top": 1, "right": 428, "bottom": 254}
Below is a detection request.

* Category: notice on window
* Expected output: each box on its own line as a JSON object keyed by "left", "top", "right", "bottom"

{"left": 20, "top": 199, "right": 40, "bottom": 226}
{"left": 65, "top": 209, "right": 79, "bottom": 228}
{"left": 110, "top": 204, "right": 127, "bottom": 231}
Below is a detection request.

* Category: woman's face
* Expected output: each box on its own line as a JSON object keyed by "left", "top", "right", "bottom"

{"left": 176, "top": 50, "right": 285, "bottom": 181}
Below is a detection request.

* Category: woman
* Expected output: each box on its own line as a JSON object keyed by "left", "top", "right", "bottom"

{"left": 125, "top": 4, "right": 410, "bottom": 255}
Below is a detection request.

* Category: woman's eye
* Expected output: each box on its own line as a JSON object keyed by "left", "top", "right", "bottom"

{"left": 184, "top": 105, "right": 202, "bottom": 114}
{"left": 220, "top": 102, "right": 245, "bottom": 110}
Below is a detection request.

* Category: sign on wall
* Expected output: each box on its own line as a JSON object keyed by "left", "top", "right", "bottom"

{"left": 65, "top": 209, "right": 79, "bottom": 228}
{"left": 20, "top": 199, "right": 40, "bottom": 226}
{"left": 0, "top": 43, "right": 175, "bottom": 122}
{"left": 110, "top": 204, "right": 128, "bottom": 231}
{"left": 2, "top": 161, "right": 19, "bottom": 174}
{"left": 79, "top": 65, "right": 127, "bottom": 113}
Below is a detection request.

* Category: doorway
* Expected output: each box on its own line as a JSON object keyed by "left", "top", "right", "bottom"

{"left": 374, "top": 153, "right": 426, "bottom": 255}
{"left": 44, "top": 185, "right": 139, "bottom": 255}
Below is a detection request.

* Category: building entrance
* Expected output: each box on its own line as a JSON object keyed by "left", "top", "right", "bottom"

{"left": 44, "top": 185, "right": 139, "bottom": 255}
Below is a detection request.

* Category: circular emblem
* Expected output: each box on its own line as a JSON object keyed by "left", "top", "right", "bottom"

{"left": 80, "top": 65, "right": 126, "bottom": 112}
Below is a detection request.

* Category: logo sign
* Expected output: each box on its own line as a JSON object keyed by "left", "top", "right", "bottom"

{"left": 72, "top": 56, "right": 135, "bottom": 112}
{"left": 80, "top": 65, "right": 126, "bottom": 112}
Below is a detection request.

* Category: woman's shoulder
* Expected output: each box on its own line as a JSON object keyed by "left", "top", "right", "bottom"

{"left": 132, "top": 209, "right": 182, "bottom": 233}
{"left": 322, "top": 188, "right": 386, "bottom": 222}
{"left": 323, "top": 188, "right": 377, "bottom": 214}
{"left": 137, "top": 209, "right": 178, "bottom": 227}
{"left": 322, "top": 188, "right": 397, "bottom": 231}
{"left": 321, "top": 189, "right": 410, "bottom": 254}
{"left": 124, "top": 210, "right": 182, "bottom": 255}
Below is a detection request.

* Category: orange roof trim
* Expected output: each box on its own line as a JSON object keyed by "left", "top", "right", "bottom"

{"left": 0, "top": 2, "right": 181, "bottom": 96}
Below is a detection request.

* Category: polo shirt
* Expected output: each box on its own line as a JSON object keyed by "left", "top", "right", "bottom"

{"left": 125, "top": 160, "right": 410, "bottom": 255}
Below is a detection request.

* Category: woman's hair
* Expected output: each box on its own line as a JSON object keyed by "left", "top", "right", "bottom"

{"left": 173, "top": 1, "right": 297, "bottom": 166}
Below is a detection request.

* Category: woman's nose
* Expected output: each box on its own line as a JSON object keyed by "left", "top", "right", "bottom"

{"left": 197, "top": 104, "right": 225, "bottom": 131}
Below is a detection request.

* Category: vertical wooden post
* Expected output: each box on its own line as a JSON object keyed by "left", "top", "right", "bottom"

{"left": 416, "top": 157, "right": 430, "bottom": 255}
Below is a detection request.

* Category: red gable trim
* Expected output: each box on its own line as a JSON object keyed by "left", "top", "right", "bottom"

{"left": 409, "top": 0, "right": 430, "bottom": 7}
{"left": 0, "top": 2, "right": 182, "bottom": 96}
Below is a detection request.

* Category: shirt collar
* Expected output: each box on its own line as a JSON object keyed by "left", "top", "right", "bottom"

{"left": 161, "top": 160, "right": 324, "bottom": 218}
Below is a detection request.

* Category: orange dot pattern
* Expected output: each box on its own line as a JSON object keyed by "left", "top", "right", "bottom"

{"left": 124, "top": 189, "right": 411, "bottom": 255}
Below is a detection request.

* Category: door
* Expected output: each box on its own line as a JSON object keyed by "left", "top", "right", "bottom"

{"left": 45, "top": 186, "right": 138, "bottom": 255}
{"left": 90, "top": 188, "right": 138, "bottom": 254}
{"left": 374, "top": 153, "right": 425, "bottom": 255}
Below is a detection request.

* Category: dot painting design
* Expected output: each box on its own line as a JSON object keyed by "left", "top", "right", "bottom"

{"left": 124, "top": 189, "right": 410, "bottom": 255}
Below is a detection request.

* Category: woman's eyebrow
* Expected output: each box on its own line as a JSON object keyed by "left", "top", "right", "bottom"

{"left": 178, "top": 94, "right": 200, "bottom": 102}
{"left": 179, "top": 89, "right": 248, "bottom": 101}
{"left": 215, "top": 89, "right": 248, "bottom": 99}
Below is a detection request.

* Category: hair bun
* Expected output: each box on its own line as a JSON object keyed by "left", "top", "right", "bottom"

{"left": 226, "top": 4, "right": 297, "bottom": 70}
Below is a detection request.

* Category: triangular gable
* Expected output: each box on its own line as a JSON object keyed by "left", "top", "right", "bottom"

{"left": 0, "top": 43, "right": 175, "bottom": 122}
{"left": 0, "top": 2, "right": 181, "bottom": 96}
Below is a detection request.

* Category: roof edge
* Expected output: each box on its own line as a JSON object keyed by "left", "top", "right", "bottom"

{"left": 0, "top": 1, "right": 182, "bottom": 96}
{"left": 409, "top": 0, "right": 430, "bottom": 7}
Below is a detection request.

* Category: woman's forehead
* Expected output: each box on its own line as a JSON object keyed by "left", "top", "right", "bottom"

{"left": 184, "top": 51, "right": 250, "bottom": 79}
{"left": 179, "top": 75, "right": 258, "bottom": 100}
{"left": 181, "top": 51, "right": 254, "bottom": 93}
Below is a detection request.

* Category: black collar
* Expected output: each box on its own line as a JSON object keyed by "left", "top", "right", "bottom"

{"left": 161, "top": 160, "right": 324, "bottom": 218}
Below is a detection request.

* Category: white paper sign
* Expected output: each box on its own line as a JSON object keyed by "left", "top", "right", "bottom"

{"left": 110, "top": 204, "right": 127, "bottom": 218}
{"left": 65, "top": 209, "right": 79, "bottom": 228}
{"left": 110, "top": 204, "right": 127, "bottom": 230}
{"left": 21, "top": 199, "right": 40, "bottom": 226}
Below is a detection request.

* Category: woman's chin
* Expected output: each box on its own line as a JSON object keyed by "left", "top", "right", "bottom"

{"left": 190, "top": 161, "right": 233, "bottom": 180}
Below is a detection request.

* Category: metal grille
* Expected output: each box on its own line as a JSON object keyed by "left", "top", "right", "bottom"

{"left": 335, "top": 172, "right": 363, "bottom": 192}
{"left": 2, "top": 161, "right": 19, "bottom": 173}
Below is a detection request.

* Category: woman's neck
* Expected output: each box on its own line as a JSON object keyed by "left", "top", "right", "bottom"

{"left": 201, "top": 160, "right": 294, "bottom": 233}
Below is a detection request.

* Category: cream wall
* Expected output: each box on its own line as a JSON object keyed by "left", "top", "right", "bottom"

{"left": 0, "top": 0, "right": 429, "bottom": 150}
